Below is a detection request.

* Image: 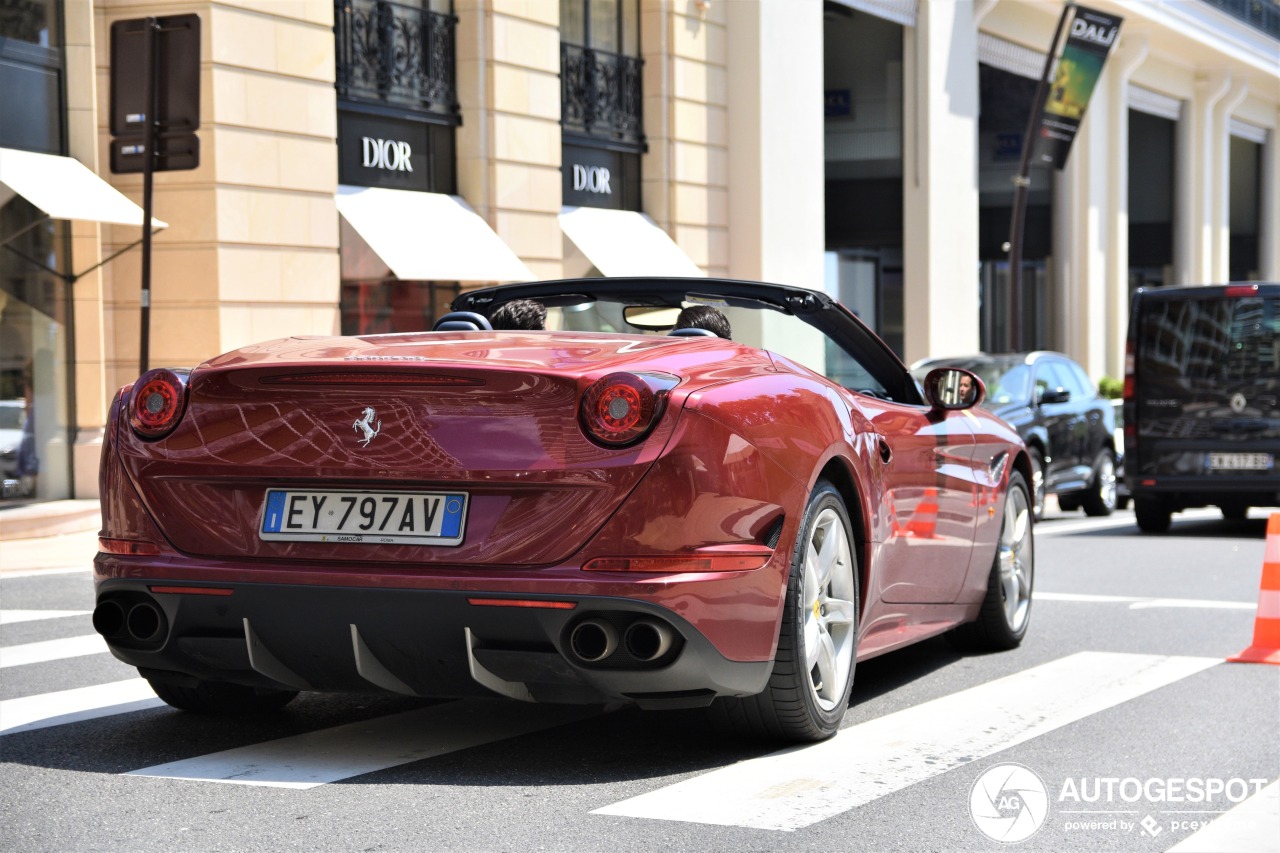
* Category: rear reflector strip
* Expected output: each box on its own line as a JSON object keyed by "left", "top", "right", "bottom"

{"left": 467, "top": 598, "right": 577, "bottom": 610}
{"left": 1224, "top": 284, "right": 1259, "bottom": 297}
{"left": 98, "top": 538, "right": 162, "bottom": 556}
{"left": 584, "top": 550, "right": 773, "bottom": 573}
{"left": 149, "top": 586, "right": 235, "bottom": 596}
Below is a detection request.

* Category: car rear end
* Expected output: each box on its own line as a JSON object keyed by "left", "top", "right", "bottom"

{"left": 1123, "top": 283, "right": 1280, "bottom": 530}
{"left": 94, "top": 331, "right": 799, "bottom": 708}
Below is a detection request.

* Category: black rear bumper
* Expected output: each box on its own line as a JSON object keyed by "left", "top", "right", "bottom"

{"left": 95, "top": 579, "right": 772, "bottom": 710}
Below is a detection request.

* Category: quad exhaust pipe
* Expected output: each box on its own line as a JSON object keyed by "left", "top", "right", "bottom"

{"left": 568, "top": 619, "right": 617, "bottom": 662}
{"left": 93, "top": 595, "right": 167, "bottom": 648}
{"left": 624, "top": 620, "right": 675, "bottom": 662}
{"left": 568, "top": 616, "right": 677, "bottom": 665}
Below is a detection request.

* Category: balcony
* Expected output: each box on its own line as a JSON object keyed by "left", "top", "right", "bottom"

{"left": 560, "top": 43, "right": 645, "bottom": 151}
{"left": 1200, "top": 0, "right": 1280, "bottom": 38}
{"left": 335, "top": 0, "right": 459, "bottom": 121}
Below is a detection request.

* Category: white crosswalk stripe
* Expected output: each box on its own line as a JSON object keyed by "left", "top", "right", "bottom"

{"left": 1, "top": 634, "right": 108, "bottom": 668}
{"left": 592, "top": 651, "right": 1221, "bottom": 831}
{"left": 0, "top": 609, "right": 92, "bottom": 625}
{"left": 126, "top": 699, "right": 600, "bottom": 788}
{"left": 0, "top": 678, "right": 164, "bottom": 736}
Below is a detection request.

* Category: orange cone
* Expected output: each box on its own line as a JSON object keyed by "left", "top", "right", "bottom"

{"left": 1227, "top": 512, "right": 1280, "bottom": 665}
{"left": 904, "top": 488, "right": 940, "bottom": 539}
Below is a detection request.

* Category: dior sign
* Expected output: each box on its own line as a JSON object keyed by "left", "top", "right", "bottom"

{"left": 572, "top": 164, "right": 612, "bottom": 195}
{"left": 362, "top": 137, "right": 414, "bottom": 172}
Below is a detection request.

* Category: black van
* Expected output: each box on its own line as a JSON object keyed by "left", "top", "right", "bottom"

{"left": 1124, "top": 283, "right": 1280, "bottom": 532}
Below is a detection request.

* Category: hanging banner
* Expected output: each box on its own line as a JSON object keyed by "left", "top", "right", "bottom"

{"left": 1034, "top": 4, "right": 1122, "bottom": 169}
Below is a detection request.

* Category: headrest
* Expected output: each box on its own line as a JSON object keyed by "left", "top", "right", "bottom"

{"left": 668, "top": 327, "right": 718, "bottom": 337}
{"left": 433, "top": 311, "right": 493, "bottom": 332}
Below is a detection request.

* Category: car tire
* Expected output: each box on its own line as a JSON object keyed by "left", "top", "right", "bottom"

{"left": 1134, "top": 497, "right": 1172, "bottom": 533}
{"left": 1116, "top": 494, "right": 1130, "bottom": 511}
{"left": 1028, "top": 448, "right": 1046, "bottom": 521}
{"left": 1057, "top": 494, "right": 1081, "bottom": 513}
{"left": 146, "top": 676, "right": 299, "bottom": 714}
{"left": 709, "top": 480, "right": 857, "bottom": 742}
{"left": 948, "top": 469, "right": 1034, "bottom": 651}
{"left": 1220, "top": 503, "right": 1249, "bottom": 521}
{"left": 1081, "top": 451, "right": 1117, "bottom": 517}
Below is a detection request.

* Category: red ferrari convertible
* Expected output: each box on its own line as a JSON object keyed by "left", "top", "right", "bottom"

{"left": 94, "top": 278, "right": 1033, "bottom": 741}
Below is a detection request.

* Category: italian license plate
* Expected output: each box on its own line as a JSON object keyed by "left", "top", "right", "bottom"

{"left": 259, "top": 489, "right": 468, "bottom": 545}
{"left": 1206, "top": 452, "right": 1274, "bottom": 472}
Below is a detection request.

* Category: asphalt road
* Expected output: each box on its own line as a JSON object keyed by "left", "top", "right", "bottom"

{"left": 2, "top": 505, "right": 1277, "bottom": 852}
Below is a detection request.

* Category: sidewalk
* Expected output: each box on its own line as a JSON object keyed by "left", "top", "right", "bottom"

{"left": 0, "top": 499, "right": 101, "bottom": 575}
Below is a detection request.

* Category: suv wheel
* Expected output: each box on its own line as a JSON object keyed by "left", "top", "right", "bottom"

{"left": 1081, "top": 451, "right": 1117, "bottom": 517}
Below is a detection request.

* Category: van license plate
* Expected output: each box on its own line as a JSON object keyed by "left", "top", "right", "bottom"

{"left": 1206, "top": 453, "right": 1273, "bottom": 472}
{"left": 260, "top": 489, "right": 468, "bottom": 545}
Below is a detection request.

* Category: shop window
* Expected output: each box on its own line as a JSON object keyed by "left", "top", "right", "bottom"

{"left": 560, "top": 0, "right": 643, "bottom": 210}
{"left": 334, "top": 0, "right": 458, "bottom": 193}
{"left": 340, "top": 280, "right": 459, "bottom": 335}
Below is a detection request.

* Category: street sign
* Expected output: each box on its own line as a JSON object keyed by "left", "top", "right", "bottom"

{"left": 108, "top": 13, "right": 201, "bottom": 375}
{"left": 109, "top": 14, "right": 201, "bottom": 174}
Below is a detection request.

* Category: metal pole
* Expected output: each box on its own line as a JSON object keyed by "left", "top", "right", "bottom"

{"left": 139, "top": 17, "right": 159, "bottom": 376}
{"left": 1007, "top": 2, "right": 1073, "bottom": 353}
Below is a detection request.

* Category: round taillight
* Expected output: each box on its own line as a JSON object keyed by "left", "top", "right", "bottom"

{"left": 580, "top": 372, "right": 659, "bottom": 447}
{"left": 129, "top": 369, "right": 188, "bottom": 439}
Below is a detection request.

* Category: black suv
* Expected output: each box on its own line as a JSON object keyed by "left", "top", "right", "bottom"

{"left": 1124, "top": 283, "right": 1279, "bottom": 532}
{"left": 914, "top": 352, "right": 1118, "bottom": 519}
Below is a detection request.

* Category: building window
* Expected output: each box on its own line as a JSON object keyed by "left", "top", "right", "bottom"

{"left": 335, "top": 0, "right": 458, "bottom": 121}
{"left": 560, "top": 0, "right": 643, "bottom": 210}
{"left": 0, "top": 0, "right": 65, "bottom": 154}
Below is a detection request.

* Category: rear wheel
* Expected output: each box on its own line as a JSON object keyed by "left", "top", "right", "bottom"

{"left": 1134, "top": 497, "right": 1172, "bottom": 533}
{"left": 710, "top": 481, "right": 857, "bottom": 741}
{"left": 949, "top": 470, "right": 1034, "bottom": 651}
{"left": 1220, "top": 503, "right": 1249, "bottom": 521}
{"left": 1081, "top": 451, "right": 1117, "bottom": 517}
{"left": 147, "top": 676, "right": 298, "bottom": 714}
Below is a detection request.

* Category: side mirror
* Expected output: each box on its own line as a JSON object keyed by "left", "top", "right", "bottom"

{"left": 1039, "top": 386, "right": 1071, "bottom": 405}
{"left": 923, "top": 368, "right": 984, "bottom": 411}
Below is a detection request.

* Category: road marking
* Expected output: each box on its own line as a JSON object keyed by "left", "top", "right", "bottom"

{"left": 592, "top": 651, "right": 1219, "bottom": 832}
{"left": 0, "top": 567, "right": 92, "bottom": 579}
{"left": 1035, "top": 507, "right": 1228, "bottom": 537}
{"left": 126, "top": 699, "right": 600, "bottom": 788}
{"left": 1035, "top": 592, "right": 1257, "bottom": 610}
{"left": 1, "top": 634, "right": 108, "bottom": 668}
{"left": 1168, "top": 779, "right": 1280, "bottom": 853}
{"left": 0, "top": 678, "right": 163, "bottom": 736}
{"left": 0, "top": 609, "right": 92, "bottom": 624}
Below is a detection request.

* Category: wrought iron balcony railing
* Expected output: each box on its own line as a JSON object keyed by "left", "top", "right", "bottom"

{"left": 335, "top": 0, "right": 459, "bottom": 120}
{"left": 1200, "top": 0, "right": 1280, "bottom": 38}
{"left": 560, "top": 43, "right": 644, "bottom": 149}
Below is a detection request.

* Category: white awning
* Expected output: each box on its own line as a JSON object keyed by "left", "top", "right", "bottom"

{"left": 336, "top": 185, "right": 533, "bottom": 283}
{"left": 0, "top": 147, "right": 165, "bottom": 228}
{"left": 559, "top": 206, "right": 704, "bottom": 278}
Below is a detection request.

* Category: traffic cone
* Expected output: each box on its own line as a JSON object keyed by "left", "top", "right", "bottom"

{"left": 1227, "top": 512, "right": 1280, "bottom": 665}
{"left": 904, "top": 488, "right": 940, "bottom": 539}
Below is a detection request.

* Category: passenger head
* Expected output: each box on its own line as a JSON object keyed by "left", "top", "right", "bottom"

{"left": 674, "top": 305, "right": 731, "bottom": 339}
{"left": 490, "top": 299, "right": 546, "bottom": 331}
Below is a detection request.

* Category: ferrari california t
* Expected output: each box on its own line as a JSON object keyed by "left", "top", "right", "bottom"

{"left": 94, "top": 278, "right": 1034, "bottom": 741}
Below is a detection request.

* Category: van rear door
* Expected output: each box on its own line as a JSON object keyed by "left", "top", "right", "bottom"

{"left": 1126, "top": 283, "right": 1280, "bottom": 491}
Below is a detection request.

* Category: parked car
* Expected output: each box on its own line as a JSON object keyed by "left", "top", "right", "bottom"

{"left": 1124, "top": 282, "right": 1279, "bottom": 533}
{"left": 0, "top": 399, "right": 27, "bottom": 495}
{"left": 913, "top": 351, "right": 1117, "bottom": 519}
{"left": 94, "top": 277, "right": 1034, "bottom": 743}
